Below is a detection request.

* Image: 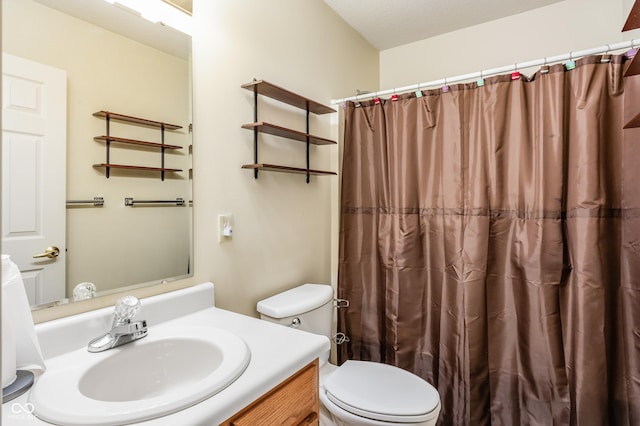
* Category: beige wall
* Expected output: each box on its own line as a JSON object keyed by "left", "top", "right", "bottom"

{"left": 189, "top": 0, "right": 378, "bottom": 316}
{"left": 28, "top": 0, "right": 379, "bottom": 322}
{"left": 380, "top": 0, "right": 635, "bottom": 89}
{"left": 29, "top": 0, "right": 634, "bottom": 323}
{"left": 3, "top": 0, "right": 191, "bottom": 301}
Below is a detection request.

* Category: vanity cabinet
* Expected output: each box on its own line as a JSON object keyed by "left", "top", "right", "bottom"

{"left": 222, "top": 359, "right": 319, "bottom": 426}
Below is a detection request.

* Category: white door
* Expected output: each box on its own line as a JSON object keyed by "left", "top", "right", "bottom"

{"left": 2, "top": 53, "right": 67, "bottom": 306}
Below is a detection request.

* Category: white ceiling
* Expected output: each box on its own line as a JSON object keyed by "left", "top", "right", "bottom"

{"left": 31, "top": 0, "right": 565, "bottom": 57}
{"left": 323, "top": 0, "right": 565, "bottom": 51}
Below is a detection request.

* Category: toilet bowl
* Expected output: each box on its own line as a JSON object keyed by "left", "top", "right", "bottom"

{"left": 320, "top": 360, "right": 440, "bottom": 426}
{"left": 257, "top": 284, "right": 441, "bottom": 426}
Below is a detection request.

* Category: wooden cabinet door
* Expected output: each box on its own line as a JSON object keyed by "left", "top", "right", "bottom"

{"left": 223, "top": 360, "right": 319, "bottom": 426}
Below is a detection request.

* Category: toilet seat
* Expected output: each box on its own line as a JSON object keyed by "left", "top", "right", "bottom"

{"left": 323, "top": 360, "right": 440, "bottom": 424}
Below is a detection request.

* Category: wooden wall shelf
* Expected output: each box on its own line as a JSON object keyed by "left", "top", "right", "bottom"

{"left": 623, "top": 1, "right": 640, "bottom": 31}
{"left": 624, "top": 112, "right": 640, "bottom": 129}
{"left": 624, "top": 3, "right": 640, "bottom": 129}
{"left": 241, "top": 80, "right": 335, "bottom": 115}
{"left": 625, "top": 55, "right": 640, "bottom": 77}
{"left": 241, "top": 79, "right": 336, "bottom": 182}
{"left": 242, "top": 164, "right": 336, "bottom": 176}
{"left": 241, "top": 122, "right": 336, "bottom": 145}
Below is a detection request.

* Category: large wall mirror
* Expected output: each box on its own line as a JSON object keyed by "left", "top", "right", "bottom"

{"left": 2, "top": 0, "right": 193, "bottom": 309}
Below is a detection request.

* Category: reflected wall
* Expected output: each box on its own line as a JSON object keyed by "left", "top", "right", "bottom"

{"left": 3, "top": 0, "right": 192, "bottom": 304}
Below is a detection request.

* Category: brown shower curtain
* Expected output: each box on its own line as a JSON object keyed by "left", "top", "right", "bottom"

{"left": 337, "top": 54, "right": 640, "bottom": 425}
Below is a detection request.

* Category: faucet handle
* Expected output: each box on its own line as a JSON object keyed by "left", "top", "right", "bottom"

{"left": 114, "top": 295, "right": 140, "bottom": 324}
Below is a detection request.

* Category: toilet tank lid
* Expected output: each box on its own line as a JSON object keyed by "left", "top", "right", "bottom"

{"left": 257, "top": 284, "right": 334, "bottom": 319}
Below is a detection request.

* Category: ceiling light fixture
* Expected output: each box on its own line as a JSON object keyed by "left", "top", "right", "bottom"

{"left": 103, "top": 0, "right": 192, "bottom": 35}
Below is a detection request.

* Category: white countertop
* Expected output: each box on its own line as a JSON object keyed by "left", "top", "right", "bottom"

{"left": 2, "top": 283, "right": 330, "bottom": 425}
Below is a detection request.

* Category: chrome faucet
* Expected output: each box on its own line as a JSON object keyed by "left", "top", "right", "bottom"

{"left": 87, "top": 295, "right": 148, "bottom": 353}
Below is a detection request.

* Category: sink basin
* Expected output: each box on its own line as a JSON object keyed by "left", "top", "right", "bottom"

{"left": 29, "top": 326, "right": 250, "bottom": 426}
{"left": 79, "top": 337, "right": 227, "bottom": 402}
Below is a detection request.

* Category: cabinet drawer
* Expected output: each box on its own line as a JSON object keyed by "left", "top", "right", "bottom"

{"left": 224, "top": 359, "right": 319, "bottom": 426}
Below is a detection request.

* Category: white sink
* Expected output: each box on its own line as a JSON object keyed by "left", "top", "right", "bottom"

{"left": 29, "top": 326, "right": 250, "bottom": 426}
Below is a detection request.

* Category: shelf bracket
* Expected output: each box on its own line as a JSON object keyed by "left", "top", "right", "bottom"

{"left": 306, "top": 109, "right": 310, "bottom": 184}
{"left": 105, "top": 115, "right": 111, "bottom": 178}
{"left": 253, "top": 89, "right": 259, "bottom": 179}
{"left": 161, "top": 124, "right": 166, "bottom": 181}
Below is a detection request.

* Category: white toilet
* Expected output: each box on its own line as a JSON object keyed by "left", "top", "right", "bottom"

{"left": 257, "top": 284, "right": 441, "bottom": 426}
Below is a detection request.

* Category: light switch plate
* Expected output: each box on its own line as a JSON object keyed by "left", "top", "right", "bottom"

{"left": 218, "top": 214, "right": 233, "bottom": 243}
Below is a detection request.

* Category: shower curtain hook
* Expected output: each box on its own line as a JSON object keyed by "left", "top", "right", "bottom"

{"left": 442, "top": 77, "right": 450, "bottom": 93}
{"left": 415, "top": 83, "right": 423, "bottom": 98}
{"left": 541, "top": 57, "right": 550, "bottom": 74}
{"left": 566, "top": 51, "right": 576, "bottom": 70}
{"left": 391, "top": 87, "right": 398, "bottom": 101}
{"left": 354, "top": 90, "right": 361, "bottom": 108}
{"left": 477, "top": 70, "right": 485, "bottom": 87}
{"left": 601, "top": 44, "right": 612, "bottom": 63}
{"left": 511, "top": 63, "right": 521, "bottom": 80}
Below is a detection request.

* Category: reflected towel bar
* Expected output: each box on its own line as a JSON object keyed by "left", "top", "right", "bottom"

{"left": 124, "top": 197, "right": 185, "bottom": 206}
{"left": 66, "top": 197, "right": 104, "bottom": 207}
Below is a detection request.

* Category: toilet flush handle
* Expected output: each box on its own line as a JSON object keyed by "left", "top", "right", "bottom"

{"left": 289, "top": 317, "right": 301, "bottom": 329}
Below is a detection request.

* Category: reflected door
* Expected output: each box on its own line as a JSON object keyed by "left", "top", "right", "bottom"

{"left": 2, "top": 53, "right": 66, "bottom": 305}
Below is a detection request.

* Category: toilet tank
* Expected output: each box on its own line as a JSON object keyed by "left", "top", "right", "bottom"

{"left": 257, "top": 284, "right": 334, "bottom": 341}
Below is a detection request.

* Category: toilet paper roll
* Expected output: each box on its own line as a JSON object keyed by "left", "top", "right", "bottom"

{"left": 2, "top": 255, "right": 46, "bottom": 381}
{"left": 2, "top": 255, "right": 17, "bottom": 388}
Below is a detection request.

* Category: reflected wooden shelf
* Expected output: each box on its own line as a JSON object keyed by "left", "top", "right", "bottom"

{"left": 93, "top": 163, "right": 183, "bottom": 173}
{"left": 94, "top": 136, "right": 182, "bottom": 150}
{"left": 241, "top": 122, "right": 336, "bottom": 145}
{"left": 93, "top": 111, "right": 182, "bottom": 130}
{"left": 241, "top": 164, "right": 336, "bottom": 176}
{"left": 241, "top": 80, "right": 335, "bottom": 115}
{"left": 93, "top": 110, "right": 184, "bottom": 180}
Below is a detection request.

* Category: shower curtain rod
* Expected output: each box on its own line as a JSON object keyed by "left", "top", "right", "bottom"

{"left": 330, "top": 38, "right": 640, "bottom": 105}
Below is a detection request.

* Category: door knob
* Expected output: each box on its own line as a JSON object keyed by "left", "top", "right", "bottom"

{"left": 33, "top": 246, "right": 60, "bottom": 259}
